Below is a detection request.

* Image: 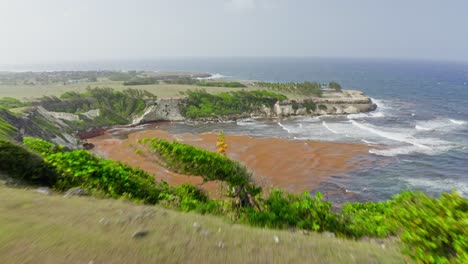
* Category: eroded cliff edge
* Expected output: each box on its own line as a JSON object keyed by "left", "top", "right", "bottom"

{"left": 134, "top": 89, "right": 377, "bottom": 124}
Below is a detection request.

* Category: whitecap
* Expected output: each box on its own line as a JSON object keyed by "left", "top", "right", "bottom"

{"left": 322, "top": 121, "right": 339, "bottom": 134}
{"left": 350, "top": 120, "right": 430, "bottom": 149}
{"left": 196, "top": 73, "right": 227, "bottom": 80}
{"left": 449, "top": 119, "right": 466, "bottom": 125}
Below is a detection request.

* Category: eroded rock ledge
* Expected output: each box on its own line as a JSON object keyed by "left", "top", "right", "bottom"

{"left": 134, "top": 89, "right": 377, "bottom": 124}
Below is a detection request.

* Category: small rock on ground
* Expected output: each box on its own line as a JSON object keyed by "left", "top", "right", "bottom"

{"left": 35, "top": 187, "right": 52, "bottom": 195}
{"left": 132, "top": 230, "right": 150, "bottom": 239}
{"left": 64, "top": 187, "right": 87, "bottom": 198}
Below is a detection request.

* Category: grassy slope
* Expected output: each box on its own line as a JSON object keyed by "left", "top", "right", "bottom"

{"left": 0, "top": 185, "right": 406, "bottom": 264}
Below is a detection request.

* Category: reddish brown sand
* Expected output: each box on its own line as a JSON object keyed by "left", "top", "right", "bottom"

{"left": 88, "top": 128, "right": 369, "bottom": 195}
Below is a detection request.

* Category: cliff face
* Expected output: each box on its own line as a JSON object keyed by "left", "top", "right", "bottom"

{"left": 132, "top": 90, "right": 377, "bottom": 124}
{"left": 132, "top": 98, "right": 186, "bottom": 124}
{"left": 270, "top": 90, "right": 377, "bottom": 117}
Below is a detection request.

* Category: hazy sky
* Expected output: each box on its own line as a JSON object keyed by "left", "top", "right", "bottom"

{"left": 1, "top": 0, "right": 468, "bottom": 64}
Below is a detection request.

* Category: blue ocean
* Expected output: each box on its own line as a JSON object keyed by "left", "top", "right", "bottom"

{"left": 6, "top": 57, "right": 468, "bottom": 201}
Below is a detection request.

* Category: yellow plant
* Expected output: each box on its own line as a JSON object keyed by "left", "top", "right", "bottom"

{"left": 216, "top": 131, "right": 228, "bottom": 155}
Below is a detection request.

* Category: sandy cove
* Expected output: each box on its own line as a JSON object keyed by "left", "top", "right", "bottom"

{"left": 87, "top": 128, "right": 370, "bottom": 195}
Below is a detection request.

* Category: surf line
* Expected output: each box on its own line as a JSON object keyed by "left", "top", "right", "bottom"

{"left": 350, "top": 120, "right": 431, "bottom": 149}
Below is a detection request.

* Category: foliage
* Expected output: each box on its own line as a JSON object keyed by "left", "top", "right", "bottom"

{"left": 340, "top": 201, "right": 396, "bottom": 238}
{"left": 318, "top": 104, "right": 328, "bottom": 110}
{"left": 179, "top": 89, "right": 287, "bottom": 119}
{"left": 0, "top": 97, "right": 29, "bottom": 109}
{"left": 216, "top": 131, "right": 228, "bottom": 155}
{"left": 0, "top": 110, "right": 17, "bottom": 139}
{"left": 140, "top": 138, "right": 252, "bottom": 187}
{"left": 38, "top": 87, "right": 156, "bottom": 129}
{"left": 391, "top": 191, "right": 468, "bottom": 263}
{"left": 245, "top": 190, "right": 337, "bottom": 232}
{"left": 123, "top": 77, "right": 159, "bottom": 86}
{"left": 255, "top": 81, "right": 323, "bottom": 97}
{"left": 328, "top": 81, "right": 342, "bottom": 91}
{"left": 23, "top": 136, "right": 64, "bottom": 156}
{"left": 165, "top": 78, "right": 246, "bottom": 88}
{"left": 2, "top": 136, "right": 467, "bottom": 263}
{"left": 0, "top": 139, "right": 57, "bottom": 185}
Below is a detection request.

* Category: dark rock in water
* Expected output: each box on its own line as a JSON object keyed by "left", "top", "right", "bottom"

{"left": 132, "top": 230, "right": 150, "bottom": 239}
{"left": 64, "top": 187, "right": 87, "bottom": 197}
{"left": 35, "top": 187, "right": 52, "bottom": 195}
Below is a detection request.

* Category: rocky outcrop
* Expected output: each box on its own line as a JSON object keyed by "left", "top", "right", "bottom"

{"left": 132, "top": 98, "right": 185, "bottom": 124}
{"left": 272, "top": 90, "right": 377, "bottom": 117}
{"left": 132, "top": 90, "right": 376, "bottom": 124}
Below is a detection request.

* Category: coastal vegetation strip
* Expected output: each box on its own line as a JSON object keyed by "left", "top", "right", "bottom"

{"left": 179, "top": 89, "right": 287, "bottom": 119}
{"left": 164, "top": 77, "right": 246, "bottom": 88}
{"left": 2, "top": 136, "right": 465, "bottom": 263}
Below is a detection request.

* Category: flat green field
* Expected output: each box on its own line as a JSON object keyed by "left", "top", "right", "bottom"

{"left": 0, "top": 184, "right": 406, "bottom": 264}
{"left": 0, "top": 80, "right": 310, "bottom": 101}
{"left": 0, "top": 80, "right": 257, "bottom": 100}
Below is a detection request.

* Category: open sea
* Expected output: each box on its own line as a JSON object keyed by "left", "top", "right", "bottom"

{"left": 4, "top": 57, "right": 468, "bottom": 202}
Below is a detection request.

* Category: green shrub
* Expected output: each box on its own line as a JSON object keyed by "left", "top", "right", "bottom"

{"left": 0, "top": 97, "right": 29, "bottom": 109}
{"left": 392, "top": 191, "right": 468, "bottom": 263}
{"left": 255, "top": 81, "right": 323, "bottom": 97}
{"left": 328, "top": 81, "right": 342, "bottom": 91}
{"left": 340, "top": 201, "right": 396, "bottom": 238}
{"left": 23, "top": 137, "right": 64, "bottom": 156}
{"left": 141, "top": 138, "right": 252, "bottom": 186}
{"left": 123, "top": 77, "right": 158, "bottom": 86}
{"left": 245, "top": 190, "right": 337, "bottom": 231}
{"left": 164, "top": 78, "right": 246, "bottom": 88}
{"left": 0, "top": 139, "right": 57, "bottom": 185}
{"left": 179, "top": 89, "right": 287, "bottom": 119}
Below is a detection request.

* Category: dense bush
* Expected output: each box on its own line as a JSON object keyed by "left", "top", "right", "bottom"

{"left": 0, "top": 97, "right": 29, "bottom": 109}
{"left": 391, "top": 191, "right": 468, "bottom": 263}
{"left": 23, "top": 136, "right": 65, "bottom": 155}
{"left": 328, "top": 81, "right": 342, "bottom": 91}
{"left": 123, "top": 77, "right": 158, "bottom": 86}
{"left": 140, "top": 138, "right": 252, "bottom": 187}
{"left": 179, "top": 89, "right": 287, "bottom": 119}
{"left": 38, "top": 88, "right": 156, "bottom": 128}
{"left": 165, "top": 77, "right": 246, "bottom": 88}
{"left": 340, "top": 200, "right": 396, "bottom": 238}
{"left": 255, "top": 81, "right": 323, "bottom": 97}
{"left": 245, "top": 190, "right": 337, "bottom": 232}
{"left": 0, "top": 112, "right": 17, "bottom": 139}
{"left": 0, "top": 139, "right": 57, "bottom": 185}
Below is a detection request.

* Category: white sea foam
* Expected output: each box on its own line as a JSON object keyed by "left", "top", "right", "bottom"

{"left": 415, "top": 118, "right": 467, "bottom": 132}
{"left": 449, "top": 119, "right": 467, "bottom": 125}
{"left": 403, "top": 177, "right": 467, "bottom": 197}
{"left": 277, "top": 122, "right": 292, "bottom": 133}
{"left": 322, "top": 121, "right": 339, "bottom": 134}
{"left": 351, "top": 120, "right": 431, "bottom": 149}
{"left": 196, "top": 73, "right": 227, "bottom": 80}
{"left": 415, "top": 125, "right": 432, "bottom": 131}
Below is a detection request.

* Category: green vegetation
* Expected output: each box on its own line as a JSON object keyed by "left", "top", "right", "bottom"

{"left": 0, "top": 185, "right": 405, "bottom": 264}
{"left": 123, "top": 77, "right": 159, "bottom": 86}
{"left": 0, "top": 137, "right": 466, "bottom": 263}
{"left": 255, "top": 81, "right": 323, "bottom": 97}
{"left": 329, "top": 81, "right": 342, "bottom": 91}
{"left": 165, "top": 77, "right": 246, "bottom": 88}
{"left": 39, "top": 87, "right": 157, "bottom": 128}
{"left": 0, "top": 110, "right": 17, "bottom": 139}
{"left": 179, "top": 89, "right": 287, "bottom": 119}
{"left": 0, "top": 97, "right": 29, "bottom": 109}
{"left": 0, "top": 139, "right": 57, "bottom": 185}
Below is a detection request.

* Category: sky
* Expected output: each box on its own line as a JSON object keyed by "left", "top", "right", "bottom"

{"left": 1, "top": 0, "right": 468, "bottom": 64}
